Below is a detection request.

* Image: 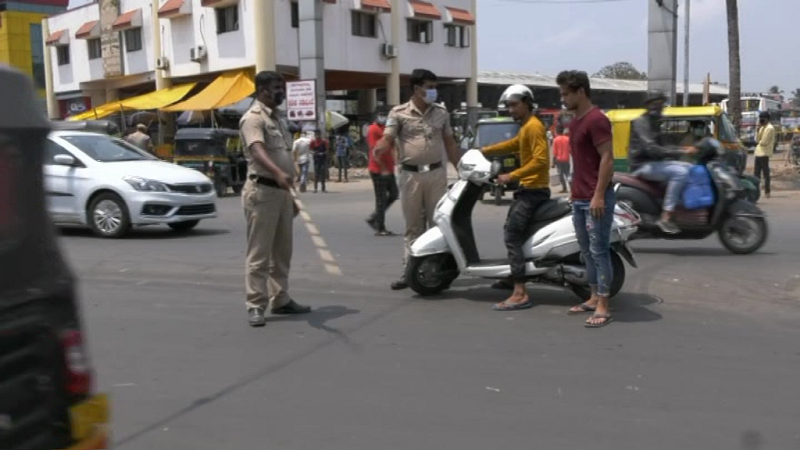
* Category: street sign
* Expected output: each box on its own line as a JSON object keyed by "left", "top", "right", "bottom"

{"left": 286, "top": 80, "right": 316, "bottom": 122}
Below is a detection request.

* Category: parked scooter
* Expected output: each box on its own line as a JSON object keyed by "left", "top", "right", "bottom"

{"left": 405, "top": 150, "right": 640, "bottom": 300}
{"left": 613, "top": 139, "right": 768, "bottom": 254}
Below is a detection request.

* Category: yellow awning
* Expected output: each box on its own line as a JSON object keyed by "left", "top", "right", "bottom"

{"left": 162, "top": 70, "right": 255, "bottom": 112}
{"left": 68, "top": 83, "right": 197, "bottom": 121}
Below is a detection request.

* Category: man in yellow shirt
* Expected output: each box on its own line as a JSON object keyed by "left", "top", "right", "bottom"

{"left": 481, "top": 85, "right": 550, "bottom": 311}
{"left": 754, "top": 111, "right": 776, "bottom": 198}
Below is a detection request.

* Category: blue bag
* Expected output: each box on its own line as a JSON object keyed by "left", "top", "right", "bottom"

{"left": 682, "top": 164, "right": 715, "bottom": 210}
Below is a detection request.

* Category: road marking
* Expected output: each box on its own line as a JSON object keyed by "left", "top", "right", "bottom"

{"left": 294, "top": 197, "right": 343, "bottom": 276}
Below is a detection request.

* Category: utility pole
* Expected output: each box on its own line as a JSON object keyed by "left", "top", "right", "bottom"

{"left": 298, "top": 0, "right": 326, "bottom": 136}
{"left": 682, "top": 0, "right": 690, "bottom": 106}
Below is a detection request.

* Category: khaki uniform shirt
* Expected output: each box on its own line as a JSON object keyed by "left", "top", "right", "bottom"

{"left": 239, "top": 100, "right": 294, "bottom": 180}
{"left": 384, "top": 101, "right": 453, "bottom": 166}
{"left": 125, "top": 131, "right": 152, "bottom": 152}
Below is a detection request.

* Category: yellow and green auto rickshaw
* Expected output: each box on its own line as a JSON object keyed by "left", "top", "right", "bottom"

{"left": 606, "top": 105, "right": 760, "bottom": 202}
{"left": 173, "top": 128, "right": 246, "bottom": 196}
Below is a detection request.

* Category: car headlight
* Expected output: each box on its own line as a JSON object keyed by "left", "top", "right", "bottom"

{"left": 123, "top": 176, "right": 168, "bottom": 192}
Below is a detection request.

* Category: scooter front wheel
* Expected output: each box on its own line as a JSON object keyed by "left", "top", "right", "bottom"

{"left": 718, "top": 216, "right": 768, "bottom": 254}
{"left": 406, "top": 254, "right": 458, "bottom": 296}
{"left": 571, "top": 250, "right": 626, "bottom": 301}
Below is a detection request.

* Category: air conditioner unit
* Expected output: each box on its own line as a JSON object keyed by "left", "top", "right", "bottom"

{"left": 189, "top": 45, "right": 207, "bottom": 62}
{"left": 156, "top": 57, "right": 170, "bottom": 70}
{"left": 381, "top": 43, "right": 397, "bottom": 59}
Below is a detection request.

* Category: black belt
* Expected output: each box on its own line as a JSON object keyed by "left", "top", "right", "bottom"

{"left": 401, "top": 161, "right": 442, "bottom": 173}
{"left": 253, "top": 176, "right": 287, "bottom": 191}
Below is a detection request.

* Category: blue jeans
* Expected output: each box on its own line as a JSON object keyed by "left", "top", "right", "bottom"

{"left": 572, "top": 187, "right": 615, "bottom": 297}
{"left": 298, "top": 162, "right": 309, "bottom": 187}
{"left": 634, "top": 161, "right": 692, "bottom": 212}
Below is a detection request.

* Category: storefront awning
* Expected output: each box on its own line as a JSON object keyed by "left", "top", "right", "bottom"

{"left": 75, "top": 20, "right": 100, "bottom": 39}
{"left": 112, "top": 9, "right": 143, "bottom": 31}
{"left": 67, "top": 83, "right": 197, "bottom": 121}
{"left": 444, "top": 6, "right": 475, "bottom": 25}
{"left": 46, "top": 30, "right": 69, "bottom": 47}
{"left": 408, "top": 0, "right": 441, "bottom": 20}
{"left": 159, "top": 0, "right": 192, "bottom": 19}
{"left": 162, "top": 70, "right": 254, "bottom": 112}
{"left": 353, "top": 0, "right": 391, "bottom": 13}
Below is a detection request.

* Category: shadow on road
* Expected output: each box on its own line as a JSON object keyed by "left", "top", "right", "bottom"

{"left": 271, "top": 305, "right": 361, "bottom": 347}
{"left": 58, "top": 227, "right": 230, "bottom": 240}
{"left": 633, "top": 246, "right": 776, "bottom": 257}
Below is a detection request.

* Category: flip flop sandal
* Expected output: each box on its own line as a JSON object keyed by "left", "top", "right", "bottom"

{"left": 584, "top": 313, "right": 613, "bottom": 328}
{"left": 567, "top": 303, "right": 596, "bottom": 315}
{"left": 375, "top": 230, "right": 396, "bottom": 236}
{"left": 492, "top": 300, "right": 534, "bottom": 311}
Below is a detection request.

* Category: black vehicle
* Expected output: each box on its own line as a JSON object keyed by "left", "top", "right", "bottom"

{"left": 470, "top": 118, "right": 521, "bottom": 205}
{"left": 173, "top": 128, "right": 246, "bottom": 196}
{"left": 613, "top": 139, "right": 768, "bottom": 255}
{"left": 0, "top": 68, "right": 108, "bottom": 449}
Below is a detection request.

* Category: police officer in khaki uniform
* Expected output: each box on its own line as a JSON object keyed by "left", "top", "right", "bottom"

{"left": 374, "top": 69, "right": 461, "bottom": 290}
{"left": 240, "top": 71, "right": 311, "bottom": 327}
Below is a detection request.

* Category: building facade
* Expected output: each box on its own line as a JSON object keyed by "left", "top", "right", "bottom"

{"left": 0, "top": 0, "right": 68, "bottom": 109}
{"left": 43, "top": 0, "right": 478, "bottom": 119}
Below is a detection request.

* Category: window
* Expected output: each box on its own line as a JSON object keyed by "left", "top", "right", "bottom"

{"left": 351, "top": 11, "right": 376, "bottom": 38}
{"left": 291, "top": 1, "right": 299, "bottom": 28}
{"left": 445, "top": 24, "right": 469, "bottom": 48}
{"left": 407, "top": 19, "right": 433, "bottom": 44}
{"left": 61, "top": 135, "right": 155, "bottom": 162}
{"left": 56, "top": 45, "right": 70, "bottom": 66}
{"left": 29, "top": 24, "right": 45, "bottom": 88}
{"left": 124, "top": 29, "right": 142, "bottom": 52}
{"left": 216, "top": 5, "right": 239, "bottom": 34}
{"left": 43, "top": 140, "right": 75, "bottom": 165}
{"left": 87, "top": 38, "right": 102, "bottom": 60}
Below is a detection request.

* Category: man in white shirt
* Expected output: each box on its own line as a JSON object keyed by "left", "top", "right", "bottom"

{"left": 293, "top": 132, "right": 313, "bottom": 192}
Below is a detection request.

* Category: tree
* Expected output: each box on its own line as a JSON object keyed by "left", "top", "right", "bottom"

{"left": 792, "top": 89, "right": 800, "bottom": 107}
{"left": 592, "top": 62, "right": 648, "bottom": 81}
{"left": 726, "top": 0, "right": 742, "bottom": 133}
{"left": 768, "top": 86, "right": 782, "bottom": 95}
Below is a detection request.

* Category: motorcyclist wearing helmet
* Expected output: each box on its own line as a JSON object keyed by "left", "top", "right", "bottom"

{"left": 629, "top": 90, "right": 696, "bottom": 234}
{"left": 481, "top": 84, "right": 550, "bottom": 311}
{"left": 754, "top": 110, "right": 775, "bottom": 198}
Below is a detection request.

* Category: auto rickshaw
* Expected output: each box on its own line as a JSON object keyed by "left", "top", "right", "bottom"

{"left": 606, "top": 105, "right": 760, "bottom": 202}
{"left": 173, "top": 128, "right": 246, "bottom": 196}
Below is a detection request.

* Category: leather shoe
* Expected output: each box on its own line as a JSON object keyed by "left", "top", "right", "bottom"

{"left": 271, "top": 300, "right": 312, "bottom": 315}
{"left": 391, "top": 278, "right": 408, "bottom": 290}
{"left": 248, "top": 308, "right": 266, "bottom": 327}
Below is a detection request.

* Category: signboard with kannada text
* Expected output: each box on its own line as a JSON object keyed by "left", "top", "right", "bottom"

{"left": 286, "top": 80, "right": 316, "bottom": 122}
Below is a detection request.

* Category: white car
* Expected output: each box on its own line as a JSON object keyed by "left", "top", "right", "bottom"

{"left": 44, "top": 131, "right": 218, "bottom": 238}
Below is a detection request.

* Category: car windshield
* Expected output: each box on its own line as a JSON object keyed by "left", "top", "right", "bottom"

{"left": 61, "top": 135, "right": 156, "bottom": 162}
{"left": 475, "top": 122, "right": 520, "bottom": 148}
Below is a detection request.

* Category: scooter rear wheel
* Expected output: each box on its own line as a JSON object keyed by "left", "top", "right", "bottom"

{"left": 571, "top": 250, "right": 626, "bottom": 301}
{"left": 406, "top": 254, "right": 458, "bottom": 296}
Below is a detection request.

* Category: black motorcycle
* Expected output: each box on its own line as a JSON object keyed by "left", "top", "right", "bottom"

{"left": 613, "top": 139, "right": 768, "bottom": 255}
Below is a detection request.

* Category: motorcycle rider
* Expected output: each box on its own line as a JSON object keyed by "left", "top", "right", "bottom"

{"left": 630, "top": 90, "right": 696, "bottom": 234}
{"left": 480, "top": 84, "right": 551, "bottom": 311}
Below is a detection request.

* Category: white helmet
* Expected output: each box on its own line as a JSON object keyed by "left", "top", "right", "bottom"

{"left": 499, "top": 84, "right": 534, "bottom": 107}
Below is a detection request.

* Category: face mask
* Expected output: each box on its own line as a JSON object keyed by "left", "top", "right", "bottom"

{"left": 376, "top": 115, "right": 387, "bottom": 125}
{"left": 273, "top": 92, "right": 286, "bottom": 106}
{"left": 423, "top": 88, "right": 438, "bottom": 105}
{"left": 647, "top": 109, "right": 662, "bottom": 120}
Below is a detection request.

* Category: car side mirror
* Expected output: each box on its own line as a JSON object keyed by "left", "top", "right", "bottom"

{"left": 53, "top": 154, "right": 77, "bottom": 166}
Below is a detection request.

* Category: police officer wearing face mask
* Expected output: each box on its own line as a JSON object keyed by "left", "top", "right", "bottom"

{"left": 373, "top": 69, "right": 462, "bottom": 290}
{"left": 239, "top": 71, "right": 312, "bottom": 327}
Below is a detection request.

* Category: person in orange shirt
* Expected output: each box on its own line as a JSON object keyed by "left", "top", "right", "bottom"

{"left": 551, "top": 126, "right": 571, "bottom": 193}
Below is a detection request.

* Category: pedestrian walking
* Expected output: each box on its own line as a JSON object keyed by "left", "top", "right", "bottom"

{"left": 239, "top": 70, "right": 311, "bottom": 327}
{"left": 366, "top": 106, "right": 398, "bottom": 236}
{"left": 125, "top": 124, "right": 154, "bottom": 154}
{"left": 293, "top": 131, "right": 312, "bottom": 192}
{"left": 335, "top": 132, "right": 351, "bottom": 182}
{"left": 552, "top": 127, "right": 571, "bottom": 193}
{"left": 557, "top": 70, "right": 616, "bottom": 328}
{"left": 373, "top": 69, "right": 462, "bottom": 290}
{"left": 754, "top": 111, "right": 775, "bottom": 199}
{"left": 311, "top": 130, "right": 328, "bottom": 193}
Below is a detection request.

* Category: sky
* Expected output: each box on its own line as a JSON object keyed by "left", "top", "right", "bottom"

{"left": 68, "top": 0, "right": 799, "bottom": 94}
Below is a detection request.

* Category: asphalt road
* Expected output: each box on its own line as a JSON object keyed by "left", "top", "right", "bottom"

{"left": 59, "top": 181, "right": 800, "bottom": 450}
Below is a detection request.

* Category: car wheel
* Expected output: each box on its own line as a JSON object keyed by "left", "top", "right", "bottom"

{"left": 88, "top": 193, "right": 131, "bottom": 238}
{"left": 168, "top": 220, "right": 200, "bottom": 232}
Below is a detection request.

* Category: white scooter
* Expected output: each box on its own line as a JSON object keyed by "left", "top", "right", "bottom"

{"left": 405, "top": 150, "right": 641, "bottom": 300}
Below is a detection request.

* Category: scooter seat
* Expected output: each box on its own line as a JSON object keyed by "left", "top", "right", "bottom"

{"left": 532, "top": 198, "right": 572, "bottom": 223}
{"left": 613, "top": 172, "right": 666, "bottom": 199}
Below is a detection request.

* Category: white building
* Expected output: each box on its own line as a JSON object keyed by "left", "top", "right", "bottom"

{"left": 42, "top": 0, "right": 478, "bottom": 119}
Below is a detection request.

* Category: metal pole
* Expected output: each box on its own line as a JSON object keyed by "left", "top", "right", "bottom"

{"left": 683, "top": 0, "right": 690, "bottom": 106}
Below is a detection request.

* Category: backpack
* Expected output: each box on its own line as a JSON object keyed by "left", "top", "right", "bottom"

{"left": 682, "top": 164, "right": 715, "bottom": 210}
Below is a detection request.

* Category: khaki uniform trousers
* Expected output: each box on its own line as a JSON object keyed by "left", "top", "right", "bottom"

{"left": 242, "top": 180, "right": 293, "bottom": 310}
{"left": 399, "top": 167, "right": 448, "bottom": 263}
